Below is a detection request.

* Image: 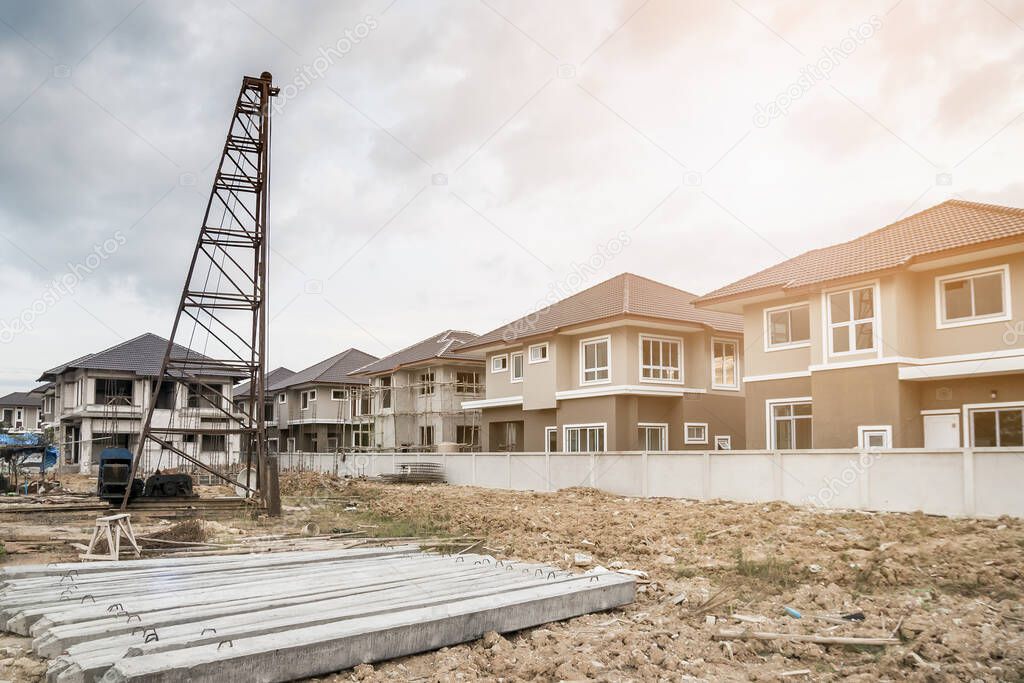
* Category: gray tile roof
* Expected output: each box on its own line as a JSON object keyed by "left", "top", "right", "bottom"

{"left": 0, "top": 391, "right": 42, "bottom": 408}
{"left": 267, "top": 349, "right": 379, "bottom": 391}
{"left": 353, "top": 330, "right": 480, "bottom": 376}
{"left": 233, "top": 367, "right": 296, "bottom": 400}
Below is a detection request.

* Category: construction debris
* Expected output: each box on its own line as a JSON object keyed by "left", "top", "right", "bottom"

{"left": 378, "top": 462, "right": 446, "bottom": 484}
{"left": 0, "top": 546, "right": 635, "bottom": 682}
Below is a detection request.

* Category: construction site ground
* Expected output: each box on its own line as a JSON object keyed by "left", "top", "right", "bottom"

{"left": 2, "top": 472, "right": 1022, "bottom": 682}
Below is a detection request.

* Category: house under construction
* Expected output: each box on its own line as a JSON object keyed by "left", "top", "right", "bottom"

{"left": 350, "top": 330, "right": 484, "bottom": 452}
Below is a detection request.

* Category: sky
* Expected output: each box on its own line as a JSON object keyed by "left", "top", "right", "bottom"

{"left": 0, "top": 0, "right": 1022, "bottom": 394}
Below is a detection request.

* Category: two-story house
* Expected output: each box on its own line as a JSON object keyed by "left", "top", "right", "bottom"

{"left": 37, "top": 333, "right": 247, "bottom": 473}
{"left": 0, "top": 391, "right": 42, "bottom": 431}
{"left": 267, "top": 348, "right": 379, "bottom": 453}
{"left": 351, "top": 330, "right": 484, "bottom": 452}
{"left": 232, "top": 366, "right": 295, "bottom": 444}
{"left": 457, "top": 273, "right": 745, "bottom": 452}
{"left": 695, "top": 199, "right": 1024, "bottom": 450}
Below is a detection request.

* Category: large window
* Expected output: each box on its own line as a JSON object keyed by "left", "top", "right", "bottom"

{"left": 712, "top": 338, "right": 739, "bottom": 389}
{"left": 456, "top": 425, "right": 479, "bottom": 452}
{"left": 766, "top": 304, "right": 810, "bottom": 350}
{"left": 355, "top": 391, "right": 372, "bottom": 416}
{"left": 640, "top": 335, "right": 682, "bottom": 382}
{"left": 455, "top": 371, "right": 480, "bottom": 394}
{"left": 300, "top": 389, "right": 316, "bottom": 410}
{"left": 828, "top": 286, "right": 875, "bottom": 354}
{"left": 510, "top": 352, "right": 524, "bottom": 383}
{"left": 352, "top": 424, "right": 372, "bottom": 448}
{"left": 580, "top": 336, "right": 611, "bottom": 384}
{"left": 770, "top": 400, "right": 812, "bottom": 449}
{"left": 95, "top": 378, "right": 134, "bottom": 405}
{"left": 418, "top": 372, "right": 435, "bottom": 396}
{"left": 971, "top": 406, "right": 1023, "bottom": 447}
{"left": 937, "top": 266, "right": 1009, "bottom": 328}
{"left": 564, "top": 424, "right": 606, "bottom": 452}
{"left": 638, "top": 423, "right": 667, "bottom": 451}
{"left": 419, "top": 425, "right": 435, "bottom": 447}
{"left": 201, "top": 434, "right": 226, "bottom": 452}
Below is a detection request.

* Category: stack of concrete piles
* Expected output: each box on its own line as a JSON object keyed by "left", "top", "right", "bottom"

{"left": 0, "top": 545, "right": 635, "bottom": 682}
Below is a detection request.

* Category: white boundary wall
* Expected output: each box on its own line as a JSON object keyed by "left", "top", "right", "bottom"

{"left": 278, "top": 449, "right": 1024, "bottom": 519}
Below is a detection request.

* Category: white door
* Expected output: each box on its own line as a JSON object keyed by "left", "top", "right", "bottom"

{"left": 923, "top": 414, "right": 960, "bottom": 448}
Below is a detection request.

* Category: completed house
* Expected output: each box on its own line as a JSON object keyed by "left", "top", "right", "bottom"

{"left": 457, "top": 273, "right": 746, "bottom": 452}
{"left": 36, "top": 333, "right": 247, "bottom": 473}
{"left": 268, "top": 348, "right": 379, "bottom": 453}
{"left": 351, "top": 330, "right": 484, "bottom": 451}
{"left": 695, "top": 199, "right": 1024, "bottom": 450}
{"left": 0, "top": 391, "right": 42, "bottom": 431}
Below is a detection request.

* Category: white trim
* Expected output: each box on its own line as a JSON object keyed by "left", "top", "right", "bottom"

{"left": 935, "top": 264, "right": 1012, "bottom": 329}
{"left": 637, "top": 422, "right": 669, "bottom": 451}
{"left": 638, "top": 333, "right": 684, "bottom": 384}
{"left": 857, "top": 424, "right": 892, "bottom": 449}
{"left": 579, "top": 335, "right": 612, "bottom": 386}
{"left": 742, "top": 370, "right": 811, "bottom": 383}
{"left": 491, "top": 354, "right": 508, "bottom": 373}
{"left": 823, "top": 280, "right": 880, "bottom": 359}
{"left": 461, "top": 395, "right": 523, "bottom": 409}
{"left": 714, "top": 435, "right": 732, "bottom": 450}
{"left": 278, "top": 393, "right": 286, "bottom": 403}
{"left": 509, "top": 351, "right": 524, "bottom": 383}
{"left": 899, "top": 354, "right": 1024, "bottom": 380}
{"left": 963, "top": 400, "right": 1024, "bottom": 448}
{"left": 711, "top": 336, "right": 740, "bottom": 390}
{"left": 555, "top": 384, "right": 706, "bottom": 400}
{"left": 809, "top": 356, "right": 900, "bottom": 372}
{"left": 920, "top": 408, "right": 960, "bottom": 415}
{"left": 330, "top": 389, "right": 345, "bottom": 401}
{"left": 528, "top": 342, "right": 550, "bottom": 364}
{"left": 544, "top": 426, "right": 558, "bottom": 453}
{"left": 562, "top": 422, "right": 608, "bottom": 453}
{"left": 763, "top": 301, "right": 811, "bottom": 352}
{"left": 683, "top": 422, "right": 708, "bottom": 445}
{"left": 764, "top": 396, "right": 813, "bottom": 449}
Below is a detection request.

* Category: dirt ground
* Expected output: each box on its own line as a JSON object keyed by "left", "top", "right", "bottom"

{"left": 2, "top": 473, "right": 1023, "bottom": 681}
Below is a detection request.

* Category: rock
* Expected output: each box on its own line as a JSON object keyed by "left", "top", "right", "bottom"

{"left": 482, "top": 631, "right": 501, "bottom": 649}
{"left": 574, "top": 552, "right": 593, "bottom": 566}
{"left": 352, "top": 663, "right": 374, "bottom": 680}
{"left": 656, "top": 554, "right": 676, "bottom": 565}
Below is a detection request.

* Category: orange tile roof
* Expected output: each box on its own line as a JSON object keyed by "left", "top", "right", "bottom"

{"left": 460, "top": 273, "right": 742, "bottom": 350}
{"left": 695, "top": 200, "right": 1024, "bottom": 306}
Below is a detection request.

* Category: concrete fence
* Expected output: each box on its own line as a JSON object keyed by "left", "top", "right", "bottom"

{"left": 278, "top": 448, "right": 1024, "bottom": 519}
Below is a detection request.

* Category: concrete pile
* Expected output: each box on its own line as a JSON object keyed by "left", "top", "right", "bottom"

{"left": 0, "top": 545, "right": 635, "bottom": 682}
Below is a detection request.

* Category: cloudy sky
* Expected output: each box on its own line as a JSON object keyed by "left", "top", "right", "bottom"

{"left": 0, "top": 0, "right": 1022, "bottom": 393}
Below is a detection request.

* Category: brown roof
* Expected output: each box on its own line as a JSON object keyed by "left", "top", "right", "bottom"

{"left": 460, "top": 273, "right": 743, "bottom": 350}
{"left": 696, "top": 200, "right": 1024, "bottom": 307}
{"left": 353, "top": 330, "right": 481, "bottom": 376}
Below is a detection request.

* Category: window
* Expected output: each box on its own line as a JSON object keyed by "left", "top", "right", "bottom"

{"left": 491, "top": 354, "right": 508, "bottom": 373}
{"left": 95, "top": 378, "right": 134, "bottom": 405}
{"left": 419, "top": 425, "right": 434, "bottom": 447}
{"left": 936, "top": 266, "right": 1010, "bottom": 328}
{"left": 564, "top": 424, "right": 606, "bottom": 453}
{"left": 545, "top": 426, "right": 558, "bottom": 453}
{"left": 858, "top": 425, "right": 892, "bottom": 449}
{"left": 379, "top": 376, "right": 392, "bottom": 409}
{"left": 638, "top": 423, "right": 668, "bottom": 451}
{"left": 640, "top": 335, "right": 682, "bottom": 382}
{"left": 278, "top": 393, "right": 286, "bottom": 403}
{"left": 456, "top": 425, "right": 479, "bottom": 452}
{"left": 766, "top": 303, "right": 810, "bottom": 349}
{"left": 712, "top": 338, "right": 739, "bottom": 389}
{"left": 714, "top": 435, "right": 732, "bottom": 450}
{"left": 355, "top": 391, "right": 372, "bottom": 416}
{"left": 352, "top": 424, "right": 372, "bottom": 449}
{"left": 331, "top": 389, "right": 345, "bottom": 401}
{"left": 684, "top": 422, "right": 708, "bottom": 445}
{"left": 529, "top": 343, "right": 549, "bottom": 363}
{"left": 286, "top": 437, "right": 296, "bottom": 452}
{"left": 300, "top": 390, "right": 316, "bottom": 410}
{"left": 580, "top": 336, "right": 611, "bottom": 384}
{"left": 326, "top": 437, "right": 339, "bottom": 452}
{"left": 828, "top": 286, "right": 875, "bottom": 354}
{"left": 455, "top": 371, "right": 480, "bottom": 394}
{"left": 418, "top": 371, "right": 436, "bottom": 396}
{"left": 770, "top": 400, "right": 812, "bottom": 449}
{"left": 510, "top": 352, "right": 524, "bottom": 383}
{"left": 201, "top": 434, "right": 226, "bottom": 452}
{"left": 267, "top": 438, "right": 278, "bottom": 453}
{"left": 187, "top": 383, "right": 224, "bottom": 409}
{"left": 971, "top": 406, "right": 1023, "bottom": 447}
{"left": 155, "top": 381, "right": 176, "bottom": 410}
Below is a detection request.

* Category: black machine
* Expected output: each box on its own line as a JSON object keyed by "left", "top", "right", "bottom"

{"left": 96, "top": 448, "right": 193, "bottom": 502}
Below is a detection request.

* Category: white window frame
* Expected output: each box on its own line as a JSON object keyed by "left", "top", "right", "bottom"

{"left": 528, "top": 342, "right": 550, "bottom": 364}
{"left": 638, "top": 422, "right": 668, "bottom": 451}
{"left": 563, "top": 422, "right": 607, "bottom": 453}
{"left": 766, "top": 397, "right": 813, "bottom": 449}
{"left": 857, "top": 425, "right": 892, "bottom": 449}
{"left": 491, "top": 354, "right": 508, "bottom": 373}
{"left": 352, "top": 423, "right": 372, "bottom": 448}
{"left": 278, "top": 393, "right": 286, "bottom": 403}
{"left": 965, "top": 401, "right": 1024, "bottom": 447}
{"left": 714, "top": 435, "right": 732, "bottom": 450}
{"left": 579, "top": 335, "right": 612, "bottom": 386}
{"left": 763, "top": 302, "right": 811, "bottom": 352}
{"left": 638, "top": 334, "right": 684, "bottom": 384}
{"left": 331, "top": 389, "right": 345, "bottom": 401}
{"left": 683, "top": 422, "right": 708, "bottom": 445}
{"left": 544, "top": 426, "right": 558, "bottom": 453}
{"left": 286, "top": 437, "right": 296, "bottom": 452}
{"left": 326, "top": 436, "right": 339, "bottom": 452}
{"left": 825, "top": 282, "right": 878, "bottom": 357}
{"left": 300, "top": 390, "right": 311, "bottom": 410}
{"left": 510, "top": 351, "right": 524, "bottom": 383}
{"left": 711, "top": 336, "right": 740, "bottom": 390}
{"left": 934, "top": 264, "right": 1012, "bottom": 329}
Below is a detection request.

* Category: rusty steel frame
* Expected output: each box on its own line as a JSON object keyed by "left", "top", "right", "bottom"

{"left": 121, "top": 73, "right": 279, "bottom": 512}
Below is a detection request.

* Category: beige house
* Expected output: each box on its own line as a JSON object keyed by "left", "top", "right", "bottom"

{"left": 351, "top": 330, "right": 484, "bottom": 452}
{"left": 457, "top": 273, "right": 746, "bottom": 452}
{"left": 267, "top": 348, "right": 378, "bottom": 453}
{"left": 695, "top": 199, "right": 1024, "bottom": 450}
{"left": 0, "top": 392, "right": 42, "bottom": 431}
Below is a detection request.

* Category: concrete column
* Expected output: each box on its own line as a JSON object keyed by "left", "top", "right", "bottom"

{"left": 79, "top": 420, "right": 93, "bottom": 474}
{"left": 641, "top": 451, "right": 649, "bottom": 498}
{"left": 772, "top": 451, "right": 783, "bottom": 500}
{"left": 701, "top": 451, "right": 710, "bottom": 500}
{"left": 962, "top": 449, "right": 975, "bottom": 516}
